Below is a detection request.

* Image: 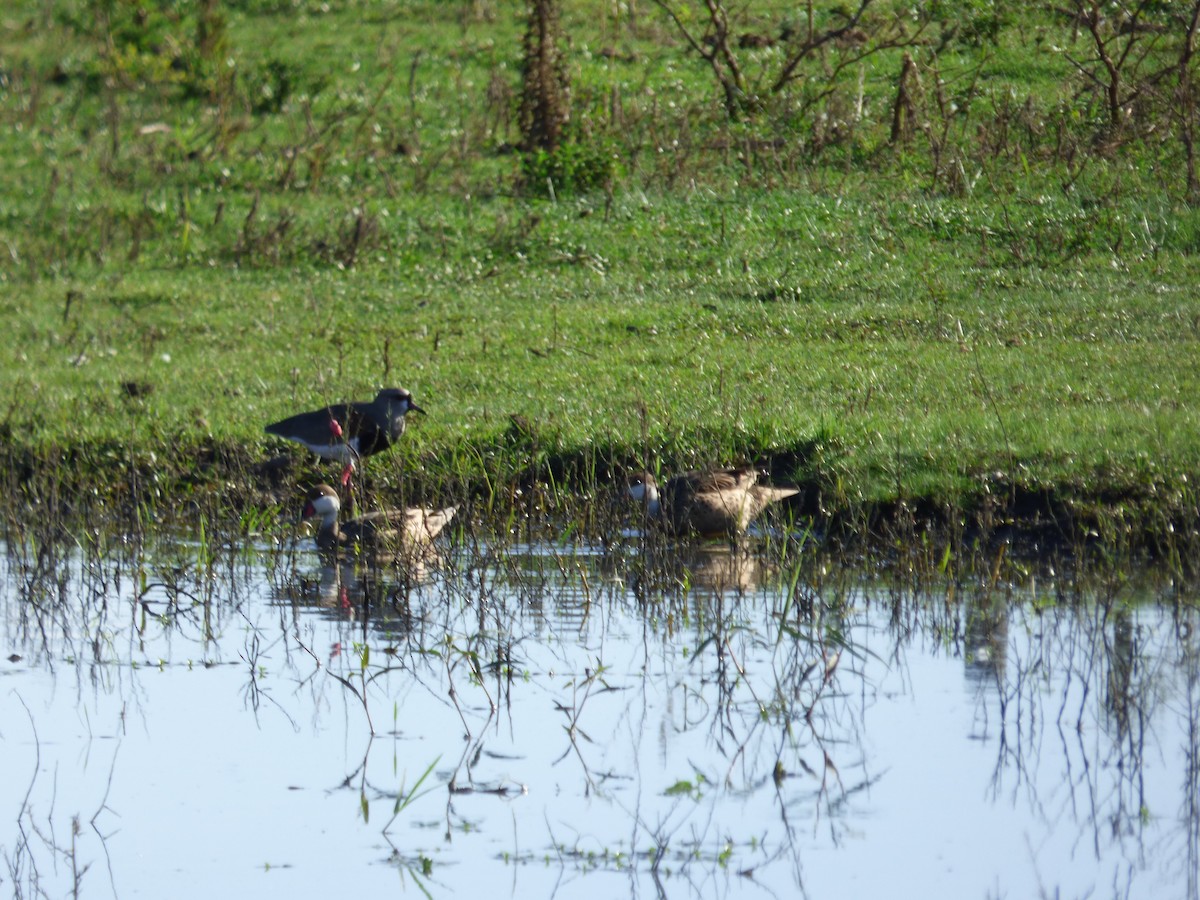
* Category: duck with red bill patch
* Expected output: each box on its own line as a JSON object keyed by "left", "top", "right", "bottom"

{"left": 301, "top": 483, "right": 457, "bottom": 556}
{"left": 265, "top": 387, "right": 424, "bottom": 486}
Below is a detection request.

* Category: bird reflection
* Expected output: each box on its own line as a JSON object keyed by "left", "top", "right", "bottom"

{"left": 964, "top": 591, "right": 1009, "bottom": 684}
{"left": 617, "top": 539, "right": 772, "bottom": 599}
{"left": 312, "top": 561, "right": 356, "bottom": 611}
{"left": 284, "top": 557, "right": 433, "bottom": 625}
{"left": 674, "top": 544, "right": 766, "bottom": 594}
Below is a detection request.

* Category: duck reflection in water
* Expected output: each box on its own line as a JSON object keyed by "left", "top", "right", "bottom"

{"left": 611, "top": 540, "right": 772, "bottom": 600}
{"left": 288, "top": 557, "right": 431, "bottom": 631}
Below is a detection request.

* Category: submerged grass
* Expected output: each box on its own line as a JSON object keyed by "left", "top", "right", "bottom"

{"left": 6, "top": 471, "right": 1194, "bottom": 896}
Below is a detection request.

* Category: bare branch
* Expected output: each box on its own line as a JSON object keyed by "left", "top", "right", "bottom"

{"left": 771, "top": 0, "right": 874, "bottom": 93}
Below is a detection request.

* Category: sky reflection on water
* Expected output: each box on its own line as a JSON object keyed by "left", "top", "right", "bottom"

{"left": 1, "top": 534, "right": 1197, "bottom": 900}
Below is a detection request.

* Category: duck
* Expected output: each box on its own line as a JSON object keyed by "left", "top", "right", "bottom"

{"left": 301, "top": 484, "right": 457, "bottom": 556}
{"left": 265, "top": 387, "right": 424, "bottom": 485}
{"left": 627, "top": 467, "right": 798, "bottom": 537}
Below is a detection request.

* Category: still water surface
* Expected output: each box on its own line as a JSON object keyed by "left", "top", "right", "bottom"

{"left": 1, "top": 531, "right": 1197, "bottom": 899}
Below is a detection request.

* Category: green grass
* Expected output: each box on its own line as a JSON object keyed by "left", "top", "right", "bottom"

{"left": 1, "top": 0, "right": 1199, "bottom": 539}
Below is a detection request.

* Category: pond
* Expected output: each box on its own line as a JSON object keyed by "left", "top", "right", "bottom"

{"left": 1, "top": 522, "right": 1197, "bottom": 900}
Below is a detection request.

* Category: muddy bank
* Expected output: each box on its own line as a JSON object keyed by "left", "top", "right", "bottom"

{"left": 1, "top": 436, "right": 1197, "bottom": 575}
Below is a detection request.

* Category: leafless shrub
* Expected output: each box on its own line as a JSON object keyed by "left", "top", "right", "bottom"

{"left": 484, "top": 64, "right": 516, "bottom": 145}
{"left": 652, "top": 0, "right": 927, "bottom": 125}
{"left": 331, "top": 207, "right": 381, "bottom": 269}
{"left": 1059, "top": 0, "right": 1171, "bottom": 133}
{"left": 1165, "top": 0, "right": 1200, "bottom": 203}
{"left": 233, "top": 192, "right": 294, "bottom": 266}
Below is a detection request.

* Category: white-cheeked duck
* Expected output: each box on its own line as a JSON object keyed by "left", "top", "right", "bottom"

{"left": 627, "top": 467, "right": 798, "bottom": 537}
{"left": 301, "top": 484, "right": 457, "bottom": 555}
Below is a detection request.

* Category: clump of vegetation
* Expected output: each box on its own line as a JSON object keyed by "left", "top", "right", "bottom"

{"left": 520, "top": 138, "right": 618, "bottom": 197}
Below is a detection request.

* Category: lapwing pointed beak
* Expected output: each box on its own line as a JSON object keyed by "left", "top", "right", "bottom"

{"left": 410, "top": 401, "right": 426, "bottom": 415}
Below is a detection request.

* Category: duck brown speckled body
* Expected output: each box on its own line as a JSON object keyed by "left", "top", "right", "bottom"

{"left": 627, "top": 467, "right": 798, "bottom": 537}
{"left": 301, "top": 484, "right": 457, "bottom": 556}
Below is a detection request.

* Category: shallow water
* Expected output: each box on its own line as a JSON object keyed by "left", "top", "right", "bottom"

{"left": 1, "top": 530, "right": 1197, "bottom": 900}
